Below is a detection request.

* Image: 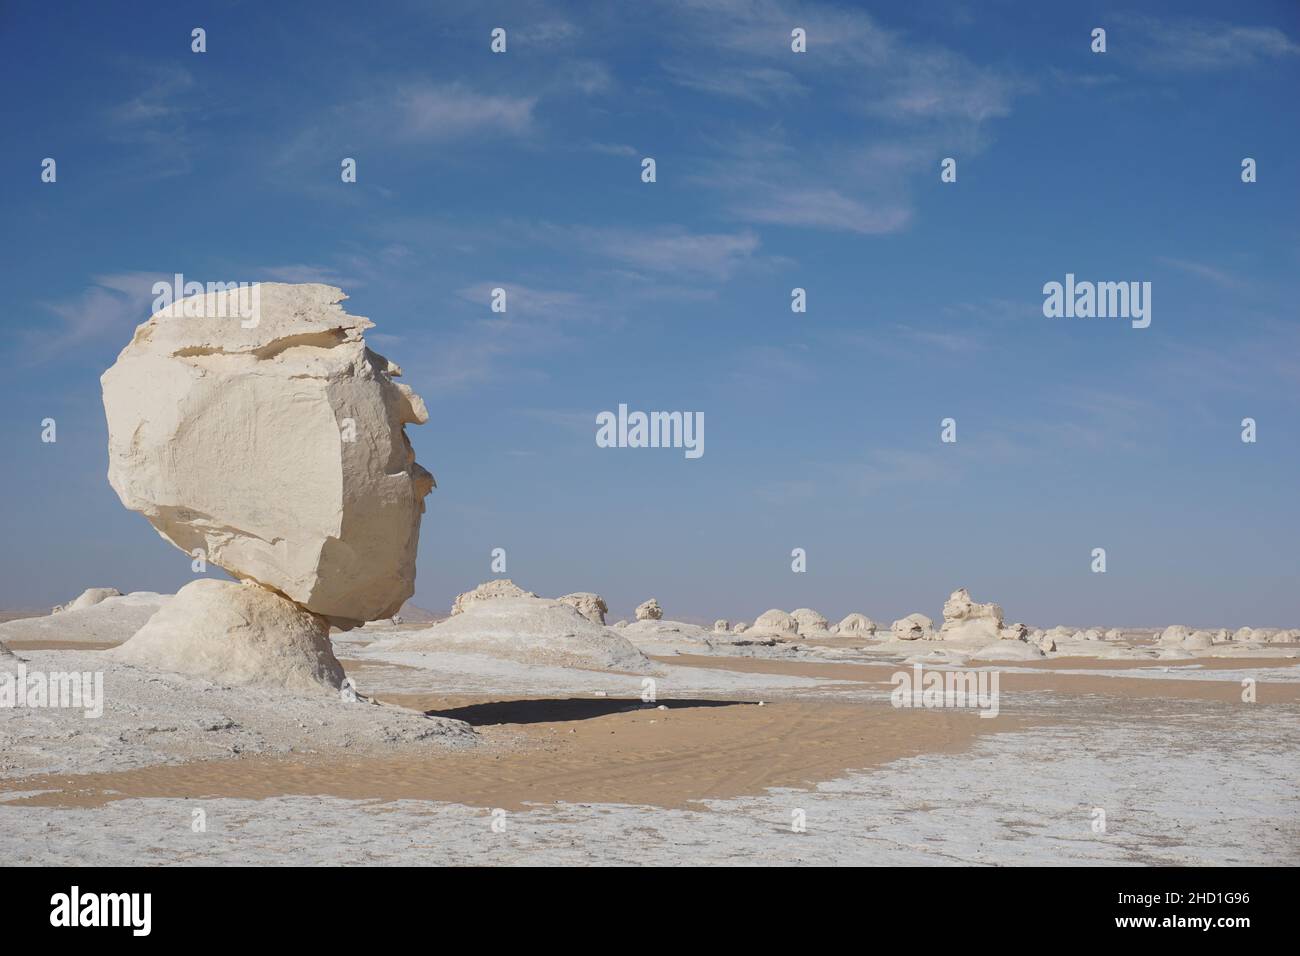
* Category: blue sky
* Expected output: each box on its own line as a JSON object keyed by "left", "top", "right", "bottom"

{"left": 2, "top": 0, "right": 1298, "bottom": 626}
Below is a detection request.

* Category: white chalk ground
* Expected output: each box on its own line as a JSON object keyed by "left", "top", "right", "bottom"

{"left": 3, "top": 712, "right": 1296, "bottom": 866}
{"left": 3, "top": 630, "right": 1298, "bottom": 865}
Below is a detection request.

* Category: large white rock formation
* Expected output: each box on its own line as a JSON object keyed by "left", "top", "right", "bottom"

{"left": 937, "top": 588, "right": 1004, "bottom": 643}
{"left": 112, "top": 579, "right": 345, "bottom": 692}
{"left": 101, "top": 283, "right": 433, "bottom": 627}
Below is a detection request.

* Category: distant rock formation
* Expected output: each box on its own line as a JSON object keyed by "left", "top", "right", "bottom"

{"left": 712, "top": 619, "right": 730, "bottom": 633}
{"left": 53, "top": 587, "right": 122, "bottom": 614}
{"left": 837, "top": 613, "right": 876, "bottom": 635}
{"left": 890, "top": 613, "right": 934, "bottom": 641}
{"left": 789, "top": 608, "right": 831, "bottom": 636}
{"left": 937, "top": 588, "right": 1003, "bottom": 643}
{"left": 452, "top": 579, "right": 537, "bottom": 616}
{"left": 635, "top": 599, "right": 663, "bottom": 621}
{"left": 558, "top": 592, "right": 609, "bottom": 625}
{"left": 752, "top": 609, "right": 799, "bottom": 636}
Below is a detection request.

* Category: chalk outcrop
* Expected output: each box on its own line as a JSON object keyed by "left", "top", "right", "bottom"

{"left": 891, "top": 613, "right": 934, "bottom": 641}
{"left": 112, "top": 579, "right": 345, "bottom": 692}
{"left": 0, "top": 591, "right": 170, "bottom": 647}
{"left": 374, "top": 596, "right": 653, "bottom": 673}
{"left": 101, "top": 283, "right": 434, "bottom": 627}
{"left": 635, "top": 599, "right": 663, "bottom": 621}
{"left": 713, "top": 619, "right": 730, "bottom": 633}
{"left": 937, "top": 588, "right": 1003, "bottom": 643}
{"left": 452, "top": 579, "right": 537, "bottom": 616}
{"left": 54, "top": 587, "right": 122, "bottom": 613}
{"left": 790, "top": 608, "right": 831, "bottom": 636}
{"left": 837, "top": 613, "right": 876, "bottom": 635}
{"left": 752, "top": 609, "right": 799, "bottom": 636}
{"left": 557, "top": 592, "right": 608, "bottom": 625}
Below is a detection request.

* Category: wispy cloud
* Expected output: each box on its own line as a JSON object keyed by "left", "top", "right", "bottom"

{"left": 392, "top": 83, "right": 537, "bottom": 141}
{"left": 1118, "top": 15, "right": 1300, "bottom": 72}
{"left": 1156, "top": 256, "right": 1245, "bottom": 289}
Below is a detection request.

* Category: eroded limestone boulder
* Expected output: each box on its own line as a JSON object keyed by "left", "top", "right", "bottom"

{"left": 635, "top": 599, "right": 663, "bottom": 621}
{"left": 937, "top": 587, "right": 1003, "bottom": 643}
{"left": 101, "top": 283, "right": 433, "bottom": 626}
{"left": 837, "top": 613, "right": 877, "bottom": 635}
{"left": 891, "top": 613, "right": 934, "bottom": 641}
{"left": 452, "top": 579, "right": 537, "bottom": 616}
{"left": 557, "top": 592, "right": 608, "bottom": 625}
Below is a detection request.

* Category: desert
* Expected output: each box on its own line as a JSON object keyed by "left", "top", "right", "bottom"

{"left": 1, "top": 285, "right": 1296, "bottom": 866}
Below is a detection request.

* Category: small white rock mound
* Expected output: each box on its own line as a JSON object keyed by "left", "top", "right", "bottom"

{"left": 712, "top": 619, "right": 730, "bottom": 633}
{"left": 451, "top": 579, "right": 538, "bottom": 616}
{"left": 0, "top": 591, "right": 171, "bottom": 647}
{"left": 635, "top": 599, "right": 663, "bottom": 621}
{"left": 612, "top": 619, "right": 629, "bottom": 628}
{"left": 790, "top": 608, "right": 831, "bottom": 636}
{"left": 1184, "top": 630, "right": 1215, "bottom": 650}
{"left": 557, "top": 592, "right": 608, "bottom": 625}
{"left": 1157, "top": 625, "right": 1192, "bottom": 647}
{"left": 1036, "top": 633, "right": 1057, "bottom": 653}
{"left": 111, "top": 579, "right": 345, "bottom": 692}
{"left": 733, "top": 622, "right": 749, "bottom": 634}
{"left": 751, "top": 609, "right": 799, "bottom": 636}
{"left": 837, "top": 613, "right": 877, "bottom": 635}
{"left": 102, "top": 283, "right": 434, "bottom": 627}
{"left": 891, "top": 613, "right": 934, "bottom": 641}
{"left": 1000, "top": 622, "right": 1030, "bottom": 642}
{"left": 54, "top": 587, "right": 122, "bottom": 613}
{"left": 1104, "top": 628, "right": 1125, "bottom": 641}
{"left": 970, "top": 641, "right": 1045, "bottom": 662}
{"left": 377, "top": 596, "right": 653, "bottom": 673}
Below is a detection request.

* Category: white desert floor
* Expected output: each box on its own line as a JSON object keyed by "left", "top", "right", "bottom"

{"left": 2, "top": 620, "right": 1298, "bottom": 866}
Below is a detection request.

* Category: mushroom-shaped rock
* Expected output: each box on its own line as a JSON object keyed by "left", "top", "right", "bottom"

{"left": 891, "top": 613, "right": 934, "bottom": 641}
{"left": 1184, "top": 630, "right": 1215, "bottom": 649}
{"left": 789, "top": 608, "right": 831, "bottom": 636}
{"left": 752, "top": 609, "right": 799, "bottom": 636}
{"left": 1157, "top": 625, "right": 1192, "bottom": 647}
{"left": 557, "top": 592, "right": 608, "bottom": 625}
{"left": 634, "top": 599, "right": 663, "bottom": 621}
{"left": 712, "top": 619, "right": 730, "bottom": 633}
{"left": 1104, "top": 628, "right": 1124, "bottom": 641}
{"left": 452, "top": 579, "right": 538, "bottom": 616}
{"left": 837, "top": 613, "right": 877, "bottom": 635}
{"left": 111, "top": 579, "right": 345, "bottom": 692}
{"left": 101, "top": 283, "right": 434, "bottom": 627}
